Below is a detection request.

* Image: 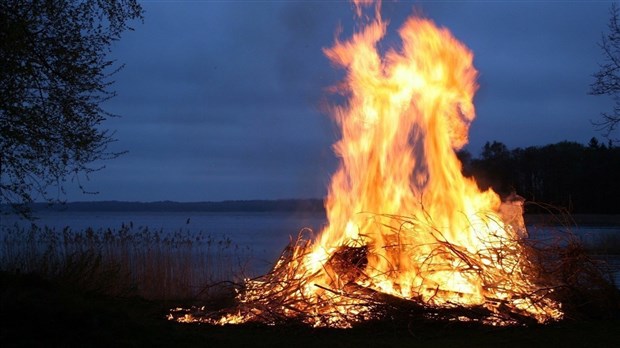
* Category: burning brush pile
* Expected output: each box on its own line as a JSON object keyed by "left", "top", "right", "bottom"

{"left": 170, "top": 1, "right": 616, "bottom": 328}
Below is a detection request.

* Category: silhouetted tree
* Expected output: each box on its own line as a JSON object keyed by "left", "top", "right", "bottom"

{"left": 456, "top": 149, "right": 473, "bottom": 175}
{"left": 465, "top": 139, "right": 620, "bottom": 213}
{"left": 470, "top": 141, "right": 515, "bottom": 197}
{"left": 591, "top": 3, "right": 620, "bottom": 140}
{"left": 512, "top": 146, "right": 544, "bottom": 202}
{"left": 588, "top": 136, "right": 602, "bottom": 149}
{"left": 0, "top": 0, "right": 143, "bottom": 217}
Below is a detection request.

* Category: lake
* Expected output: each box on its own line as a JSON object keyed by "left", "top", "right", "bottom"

{"left": 2, "top": 210, "right": 619, "bottom": 284}
{"left": 1, "top": 210, "right": 328, "bottom": 275}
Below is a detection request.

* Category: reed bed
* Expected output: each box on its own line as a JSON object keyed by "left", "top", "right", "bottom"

{"left": 171, "top": 211, "right": 619, "bottom": 327}
{"left": 0, "top": 223, "right": 252, "bottom": 301}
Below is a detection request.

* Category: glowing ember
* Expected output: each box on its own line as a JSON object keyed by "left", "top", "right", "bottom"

{"left": 171, "top": 1, "right": 563, "bottom": 327}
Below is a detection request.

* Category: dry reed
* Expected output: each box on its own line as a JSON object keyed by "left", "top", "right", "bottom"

{"left": 0, "top": 223, "right": 252, "bottom": 301}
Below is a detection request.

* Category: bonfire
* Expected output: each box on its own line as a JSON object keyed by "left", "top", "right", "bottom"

{"left": 170, "top": 1, "right": 615, "bottom": 328}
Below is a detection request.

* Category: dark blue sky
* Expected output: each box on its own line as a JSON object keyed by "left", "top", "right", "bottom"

{"left": 67, "top": 1, "right": 615, "bottom": 202}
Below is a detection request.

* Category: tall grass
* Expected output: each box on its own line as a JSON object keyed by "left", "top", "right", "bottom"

{"left": 0, "top": 223, "right": 252, "bottom": 301}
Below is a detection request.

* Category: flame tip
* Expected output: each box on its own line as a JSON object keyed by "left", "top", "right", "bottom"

{"left": 179, "top": 0, "right": 562, "bottom": 327}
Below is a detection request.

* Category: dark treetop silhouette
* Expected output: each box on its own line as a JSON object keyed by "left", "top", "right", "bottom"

{"left": 460, "top": 139, "right": 620, "bottom": 214}
{"left": 591, "top": 3, "right": 620, "bottom": 140}
{"left": 0, "top": 0, "right": 143, "bottom": 217}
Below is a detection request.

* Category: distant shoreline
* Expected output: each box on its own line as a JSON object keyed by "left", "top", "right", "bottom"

{"left": 3, "top": 200, "right": 620, "bottom": 226}
{"left": 525, "top": 214, "right": 620, "bottom": 227}
{"left": 2, "top": 199, "right": 326, "bottom": 213}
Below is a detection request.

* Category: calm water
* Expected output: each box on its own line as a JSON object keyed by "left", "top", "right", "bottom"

{"left": 1, "top": 210, "right": 328, "bottom": 274}
{"left": 2, "top": 210, "right": 619, "bottom": 283}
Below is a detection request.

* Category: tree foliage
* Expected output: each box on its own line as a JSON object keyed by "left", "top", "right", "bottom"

{"left": 591, "top": 3, "right": 620, "bottom": 140}
{"left": 0, "top": 0, "right": 143, "bottom": 216}
{"left": 463, "top": 139, "right": 620, "bottom": 214}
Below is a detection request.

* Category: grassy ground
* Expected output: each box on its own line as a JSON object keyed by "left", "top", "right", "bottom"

{"left": 2, "top": 271, "right": 619, "bottom": 348}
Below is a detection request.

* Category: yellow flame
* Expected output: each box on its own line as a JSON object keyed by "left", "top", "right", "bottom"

{"left": 314, "top": 12, "right": 495, "bottom": 301}
{"left": 308, "top": 7, "right": 560, "bottom": 324}
{"left": 197, "top": 1, "right": 563, "bottom": 327}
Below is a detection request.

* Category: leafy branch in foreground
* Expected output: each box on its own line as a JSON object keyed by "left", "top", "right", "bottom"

{"left": 0, "top": 0, "right": 143, "bottom": 217}
{"left": 591, "top": 3, "right": 620, "bottom": 141}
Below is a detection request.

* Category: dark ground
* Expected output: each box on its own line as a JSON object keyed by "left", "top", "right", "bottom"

{"left": 1, "top": 272, "right": 619, "bottom": 348}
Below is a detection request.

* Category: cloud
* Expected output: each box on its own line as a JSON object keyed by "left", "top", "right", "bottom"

{"left": 66, "top": 2, "right": 615, "bottom": 201}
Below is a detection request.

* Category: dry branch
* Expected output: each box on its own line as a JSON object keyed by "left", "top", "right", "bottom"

{"left": 169, "top": 211, "right": 618, "bottom": 328}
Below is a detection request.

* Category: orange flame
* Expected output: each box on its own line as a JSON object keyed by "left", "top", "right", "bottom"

{"left": 315, "top": 11, "right": 498, "bottom": 302}
{"left": 305, "top": 7, "right": 560, "bottom": 322}
{"left": 179, "top": 1, "right": 562, "bottom": 327}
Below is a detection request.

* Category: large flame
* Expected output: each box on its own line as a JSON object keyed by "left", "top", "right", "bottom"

{"left": 174, "top": 1, "right": 562, "bottom": 327}
{"left": 312, "top": 5, "right": 513, "bottom": 303}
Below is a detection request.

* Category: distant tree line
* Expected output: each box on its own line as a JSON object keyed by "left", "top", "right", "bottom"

{"left": 458, "top": 138, "right": 620, "bottom": 214}
{"left": 1, "top": 199, "right": 325, "bottom": 214}
{"left": 6, "top": 138, "right": 619, "bottom": 215}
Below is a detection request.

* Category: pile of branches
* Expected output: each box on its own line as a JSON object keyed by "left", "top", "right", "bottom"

{"left": 169, "top": 215, "right": 618, "bottom": 327}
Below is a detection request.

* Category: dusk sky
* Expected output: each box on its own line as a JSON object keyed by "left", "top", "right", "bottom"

{"left": 66, "top": 1, "right": 615, "bottom": 202}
